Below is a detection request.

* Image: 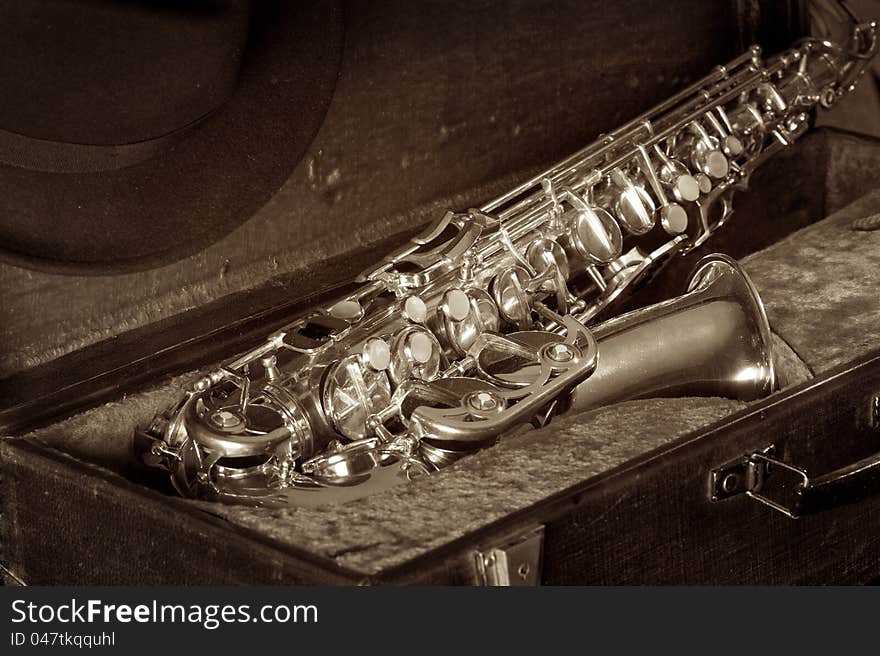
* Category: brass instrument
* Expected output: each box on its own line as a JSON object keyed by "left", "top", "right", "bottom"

{"left": 138, "top": 5, "right": 878, "bottom": 505}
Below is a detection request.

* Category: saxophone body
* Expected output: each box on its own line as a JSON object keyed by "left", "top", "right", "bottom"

{"left": 138, "top": 6, "right": 878, "bottom": 505}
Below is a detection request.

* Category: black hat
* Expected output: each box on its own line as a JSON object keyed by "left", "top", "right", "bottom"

{"left": 0, "top": 1, "right": 343, "bottom": 274}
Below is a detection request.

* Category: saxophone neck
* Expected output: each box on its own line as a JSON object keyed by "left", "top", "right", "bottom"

{"left": 797, "top": 0, "right": 878, "bottom": 102}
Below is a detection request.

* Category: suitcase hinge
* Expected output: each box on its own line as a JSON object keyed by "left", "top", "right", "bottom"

{"left": 474, "top": 525, "right": 544, "bottom": 586}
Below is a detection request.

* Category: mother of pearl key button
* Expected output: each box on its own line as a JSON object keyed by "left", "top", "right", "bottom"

{"left": 675, "top": 174, "right": 701, "bottom": 202}
{"left": 723, "top": 135, "right": 744, "bottom": 157}
{"left": 329, "top": 299, "right": 363, "bottom": 321}
{"left": 696, "top": 173, "right": 713, "bottom": 194}
{"left": 403, "top": 295, "right": 428, "bottom": 323}
{"left": 444, "top": 289, "right": 471, "bottom": 322}
{"left": 408, "top": 331, "right": 434, "bottom": 364}
{"left": 660, "top": 204, "right": 689, "bottom": 235}
{"left": 703, "top": 150, "right": 729, "bottom": 179}
{"left": 363, "top": 338, "right": 391, "bottom": 371}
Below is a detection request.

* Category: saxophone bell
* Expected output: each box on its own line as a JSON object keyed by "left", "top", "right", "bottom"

{"left": 568, "top": 253, "right": 775, "bottom": 414}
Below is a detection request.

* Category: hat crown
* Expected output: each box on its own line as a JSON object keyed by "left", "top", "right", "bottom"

{"left": 0, "top": 1, "right": 252, "bottom": 146}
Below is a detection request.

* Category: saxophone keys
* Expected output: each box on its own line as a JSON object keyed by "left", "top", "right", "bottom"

{"left": 757, "top": 81, "right": 787, "bottom": 113}
{"left": 492, "top": 266, "right": 533, "bottom": 330}
{"left": 437, "top": 288, "right": 500, "bottom": 356}
{"left": 658, "top": 159, "right": 701, "bottom": 203}
{"left": 328, "top": 299, "right": 364, "bottom": 322}
{"left": 728, "top": 103, "right": 765, "bottom": 155}
{"left": 705, "top": 109, "right": 745, "bottom": 159}
{"left": 673, "top": 175, "right": 701, "bottom": 202}
{"left": 659, "top": 203, "right": 689, "bottom": 235}
{"left": 566, "top": 204, "right": 624, "bottom": 264}
{"left": 402, "top": 294, "right": 428, "bottom": 324}
{"left": 206, "top": 408, "right": 247, "bottom": 432}
{"left": 617, "top": 184, "right": 657, "bottom": 234}
{"left": 526, "top": 238, "right": 571, "bottom": 313}
{"left": 411, "top": 209, "right": 457, "bottom": 245}
{"left": 322, "top": 354, "right": 392, "bottom": 440}
{"left": 683, "top": 134, "right": 729, "bottom": 180}
{"left": 722, "top": 134, "right": 744, "bottom": 158}
{"left": 442, "top": 288, "right": 471, "bottom": 322}
{"left": 388, "top": 326, "right": 443, "bottom": 385}
{"left": 690, "top": 129, "right": 730, "bottom": 180}
{"left": 609, "top": 170, "right": 656, "bottom": 235}
{"left": 685, "top": 123, "right": 730, "bottom": 180}
{"left": 696, "top": 173, "right": 713, "bottom": 194}
{"left": 362, "top": 337, "right": 392, "bottom": 372}
{"left": 469, "top": 289, "right": 501, "bottom": 334}
{"left": 631, "top": 145, "right": 693, "bottom": 237}
{"left": 526, "top": 238, "right": 569, "bottom": 281}
{"left": 644, "top": 145, "right": 701, "bottom": 229}
{"left": 699, "top": 148, "right": 730, "bottom": 179}
{"left": 300, "top": 437, "right": 382, "bottom": 485}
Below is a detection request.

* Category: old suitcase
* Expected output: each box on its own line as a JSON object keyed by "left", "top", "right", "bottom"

{"left": 2, "top": 0, "right": 880, "bottom": 585}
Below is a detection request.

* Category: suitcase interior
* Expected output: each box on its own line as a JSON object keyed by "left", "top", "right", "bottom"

{"left": 2, "top": 1, "right": 880, "bottom": 585}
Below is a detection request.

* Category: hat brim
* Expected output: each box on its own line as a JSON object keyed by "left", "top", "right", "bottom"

{"left": 0, "top": 1, "right": 343, "bottom": 275}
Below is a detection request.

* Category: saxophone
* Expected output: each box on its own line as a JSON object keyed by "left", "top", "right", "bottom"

{"left": 138, "top": 4, "right": 878, "bottom": 505}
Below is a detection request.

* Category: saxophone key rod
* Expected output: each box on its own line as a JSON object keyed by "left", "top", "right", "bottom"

{"left": 484, "top": 55, "right": 802, "bottom": 243}
{"left": 480, "top": 47, "right": 763, "bottom": 215}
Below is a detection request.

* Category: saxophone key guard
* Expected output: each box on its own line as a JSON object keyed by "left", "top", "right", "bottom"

{"left": 404, "top": 315, "right": 598, "bottom": 444}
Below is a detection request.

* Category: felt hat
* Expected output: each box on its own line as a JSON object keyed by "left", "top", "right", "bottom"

{"left": 0, "top": 1, "right": 343, "bottom": 274}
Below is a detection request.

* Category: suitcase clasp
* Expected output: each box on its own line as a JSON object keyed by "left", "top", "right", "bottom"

{"left": 710, "top": 397, "right": 880, "bottom": 519}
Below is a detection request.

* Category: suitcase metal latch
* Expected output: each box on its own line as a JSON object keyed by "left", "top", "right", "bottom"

{"left": 710, "top": 420, "right": 880, "bottom": 519}
{"left": 474, "top": 526, "right": 545, "bottom": 586}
